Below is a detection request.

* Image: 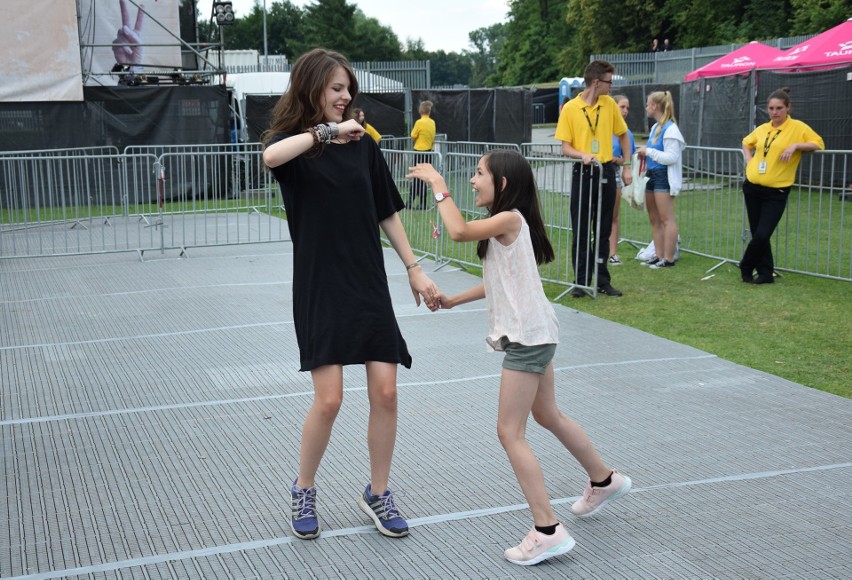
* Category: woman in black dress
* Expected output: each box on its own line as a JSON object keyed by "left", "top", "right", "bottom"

{"left": 262, "top": 48, "right": 438, "bottom": 541}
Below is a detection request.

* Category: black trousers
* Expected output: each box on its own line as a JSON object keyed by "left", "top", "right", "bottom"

{"left": 409, "top": 151, "right": 432, "bottom": 209}
{"left": 740, "top": 179, "right": 791, "bottom": 278}
{"left": 570, "top": 162, "right": 617, "bottom": 287}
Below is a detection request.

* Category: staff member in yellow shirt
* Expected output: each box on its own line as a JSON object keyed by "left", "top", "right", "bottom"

{"left": 353, "top": 108, "right": 382, "bottom": 143}
{"left": 556, "top": 60, "right": 632, "bottom": 297}
{"left": 740, "top": 88, "right": 824, "bottom": 284}
{"left": 409, "top": 100, "right": 436, "bottom": 209}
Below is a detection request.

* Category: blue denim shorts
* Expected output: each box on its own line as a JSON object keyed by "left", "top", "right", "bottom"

{"left": 500, "top": 338, "right": 557, "bottom": 375}
{"left": 645, "top": 167, "right": 670, "bottom": 193}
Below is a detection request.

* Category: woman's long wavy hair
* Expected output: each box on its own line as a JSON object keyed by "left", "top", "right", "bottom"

{"left": 261, "top": 48, "right": 359, "bottom": 149}
{"left": 476, "top": 149, "right": 555, "bottom": 265}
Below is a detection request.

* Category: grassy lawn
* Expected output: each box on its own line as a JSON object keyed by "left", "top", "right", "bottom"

{"left": 396, "top": 195, "right": 850, "bottom": 399}
{"left": 436, "top": 248, "right": 851, "bottom": 399}
{"left": 394, "top": 157, "right": 850, "bottom": 400}
{"left": 546, "top": 251, "right": 851, "bottom": 399}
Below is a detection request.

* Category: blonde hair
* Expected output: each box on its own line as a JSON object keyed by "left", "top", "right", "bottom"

{"left": 648, "top": 91, "right": 676, "bottom": 142}
{"left": 419, "top": 100, "right": 433, "bottom": 115}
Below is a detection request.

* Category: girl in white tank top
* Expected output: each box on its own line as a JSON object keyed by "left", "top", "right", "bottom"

{"left": 408, "top": 150, "right": 632, "bottom": 567}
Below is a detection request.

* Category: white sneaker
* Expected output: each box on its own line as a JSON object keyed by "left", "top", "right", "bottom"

{"left": 504, "top": 524, "right": 575, "bottom": 566}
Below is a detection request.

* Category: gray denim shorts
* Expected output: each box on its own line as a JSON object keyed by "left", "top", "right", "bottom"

{"left": 500, "top": 338, "right": 557, "bottom": 375}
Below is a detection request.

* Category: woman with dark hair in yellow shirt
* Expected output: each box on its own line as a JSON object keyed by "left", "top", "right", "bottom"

{"left": 352, "top": 108, "right": 382, "bottom": 143}
{"left": 740, "top": 88, "right": 824, "bottom": 284}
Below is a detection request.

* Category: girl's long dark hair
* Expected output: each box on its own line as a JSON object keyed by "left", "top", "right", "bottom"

{"left": 261, "top": 48, "right": 359, "bottom": 147}
{"left": 476, "top": 149, "right": 555, "bottom": 265}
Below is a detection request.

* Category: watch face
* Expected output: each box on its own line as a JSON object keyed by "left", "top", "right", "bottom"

{"left": 434, "top": 192, "right": 444, "bottom": 201}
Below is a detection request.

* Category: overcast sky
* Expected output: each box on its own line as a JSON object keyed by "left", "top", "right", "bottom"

{"left": 198, "top": 0, "right": 510, "bottom": 53}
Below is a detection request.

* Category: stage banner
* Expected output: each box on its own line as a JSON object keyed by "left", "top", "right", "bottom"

{"left": 79, "top": 0, "right": 182, "bottom": 86}
{"left": 0, "top": 0, "right": 84, "bottom": 101}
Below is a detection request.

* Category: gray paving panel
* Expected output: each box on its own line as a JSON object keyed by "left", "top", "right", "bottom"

{"left": 1, "top": 240, "right": 850, "bottom": 579}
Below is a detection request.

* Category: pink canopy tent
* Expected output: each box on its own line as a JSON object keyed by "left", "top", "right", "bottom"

{"left": 766, "top": 18, "right": 852, "bottom": 71}
{"left": 684, "top": 42, "right": 785, "bottom": 81}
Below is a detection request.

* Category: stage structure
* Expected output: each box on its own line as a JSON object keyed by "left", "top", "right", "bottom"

{"left": 0, "top": 0, "right": 225, "bottom": 102}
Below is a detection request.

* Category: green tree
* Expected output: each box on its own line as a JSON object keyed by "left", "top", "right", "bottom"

{"left": 468, "top": 23, "right": 506, "bottom": 87}
{"left": 402, "top": 38, "right": 429, "bottom": 61}
{"left": 497, "top": 0, "right": 573, "bottom": 85}
{"left": 429, "top": 51, "right": 473, "bottom": 87}
{"left": 295, "top": 0, "right": 402, "bottom": 61}
{"left": 265, "top": 1, "right": 307, "bottom": 58}
{"left": 350, "top": 11, "right": 402, "bottom": 61}
{"left": 563, "top": 0, "right": 664, "bottom": 72}
{"left": 790, "top": 0, "right": 850, "bottom": 35}
{"left": 742, "top": 0, "right": 793, "bottom": 40}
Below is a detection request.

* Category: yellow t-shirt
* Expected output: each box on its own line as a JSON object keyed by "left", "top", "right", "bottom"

{"left": 411, "top": 115, "right": 436, "bottom": 151}
{"left": 743, "top": 117, "right": 824, "bottom": 187}
{"left": 364, "top": 123, "right": 381, "bottom": 143}
{"left": 555, "top": 94, "right": 627, "bottom": 163}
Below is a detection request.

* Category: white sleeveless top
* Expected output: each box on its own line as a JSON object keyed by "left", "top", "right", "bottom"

{"left": 483, "top": 210, "right": 559, "bottom": 351}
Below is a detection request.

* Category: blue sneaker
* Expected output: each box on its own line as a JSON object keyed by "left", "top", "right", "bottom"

{"left": 290, "top": 479, "right": 320, "bottom": 539}
{"left": 357, "top": 484, "right": 409, "bottom": 537}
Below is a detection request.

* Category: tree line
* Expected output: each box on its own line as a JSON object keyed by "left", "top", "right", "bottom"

{"left": 186, "top": 0, "right": 848, "bottom": 87}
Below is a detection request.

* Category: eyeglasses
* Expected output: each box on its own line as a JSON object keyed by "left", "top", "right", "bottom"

{"left": 598, "top": 78, "right": 613, "bottom": 84}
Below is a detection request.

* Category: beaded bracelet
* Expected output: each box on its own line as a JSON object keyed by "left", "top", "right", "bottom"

{"left": 306, "top": 123, "right": 340, "bottom": 145}
{"left": 306, "top": 126, "right": 320, "bottom": 146}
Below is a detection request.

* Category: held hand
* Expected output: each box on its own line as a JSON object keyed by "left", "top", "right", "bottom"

{"left": 582, "top": 154, "right": 596, "bottom": 165}
{"left": 337, "top": 119, "right": 364, "bottom": 141}
{"left": 408, "top": 268, "right": 440, "bottom": 311}
{"left": 635, "top": 146, "right": 647, "bottom": 158}
{"left": 112, "top": 0, "right": 145, "bottom": 67}
{"left": 613, "top": 155, "right": 624, "bottom": 166}
{"left": 436, "top": 292, "right": 453, "bottom": 310}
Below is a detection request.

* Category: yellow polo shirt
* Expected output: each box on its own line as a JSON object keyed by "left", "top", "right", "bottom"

{"left": 411, "top": 115, "right": 436, "bottom": 151}
{"left": 743, "top": 117, "right": 824, "bottom": 187}
{"left": 364, "top": 123, "right": 381, "bottom": 143}
{"left": 555, "top": 94, "right": 627, "bottom": 163}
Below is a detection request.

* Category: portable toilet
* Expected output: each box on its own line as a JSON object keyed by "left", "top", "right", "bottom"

{"left": 558, "top": 77, "right": 585, "bottom": 111}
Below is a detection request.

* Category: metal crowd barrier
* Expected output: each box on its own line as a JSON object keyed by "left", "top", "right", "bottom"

{"left": 0, "top": 152, "right": 159, "bottom": 257}
{"left": 435, "top": 141, "right": 521, "bottom": 158}
{"left": 3, "top": 145, "right": 121, "bottom": 158}
{"left": 617, "top": 147, "right": 851, "bottom": 281}
{"left": 383, "top": 150, "right": 601, "bottom": 297}
{"left": 2, "top": 143, "right": 849, "bottom": 284}
{"left": 380, "top": 149, "right": 444, "bottom": 261}
{"left": 0, "top": 145, "right": 283, "bottom": 259}
{"left": 521, "top": 142, "right": 563, "bottom": 158}
{"left": 379, "top": 134, "right": 448, "bottom": 153}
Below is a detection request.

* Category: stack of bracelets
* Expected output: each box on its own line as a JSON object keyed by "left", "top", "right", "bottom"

{"left": 306, "top": 122, "right": 339, "bottom": 145}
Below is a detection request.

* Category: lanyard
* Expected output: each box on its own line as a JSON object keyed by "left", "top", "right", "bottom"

{"left": 762, "top": 129, "right": 781, "bottom": 158}
{"left": 582, "top": 106, "right": 600, "bottom": 136}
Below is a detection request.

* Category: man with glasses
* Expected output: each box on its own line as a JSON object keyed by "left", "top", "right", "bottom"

{"left": 556, "top": 60, "right": 632, "bottom": 297}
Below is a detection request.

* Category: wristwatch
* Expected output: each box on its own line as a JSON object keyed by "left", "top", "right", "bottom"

{"left": 434, "top": 191, "right": 452, "bottom": 203}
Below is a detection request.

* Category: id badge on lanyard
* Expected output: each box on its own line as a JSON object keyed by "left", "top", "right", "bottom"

{"left": 760, "top": 129, "right": 781, "bottom": 175}
{"left": 591, "top": 139, "right": 600, "bottom": 154}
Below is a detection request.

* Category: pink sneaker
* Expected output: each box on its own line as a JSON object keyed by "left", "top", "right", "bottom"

{"left": 571, "top": 471, "right": 632, "bottom": 518}
{"left": 504, "top": 523, "right": 575, "bottom": 566}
